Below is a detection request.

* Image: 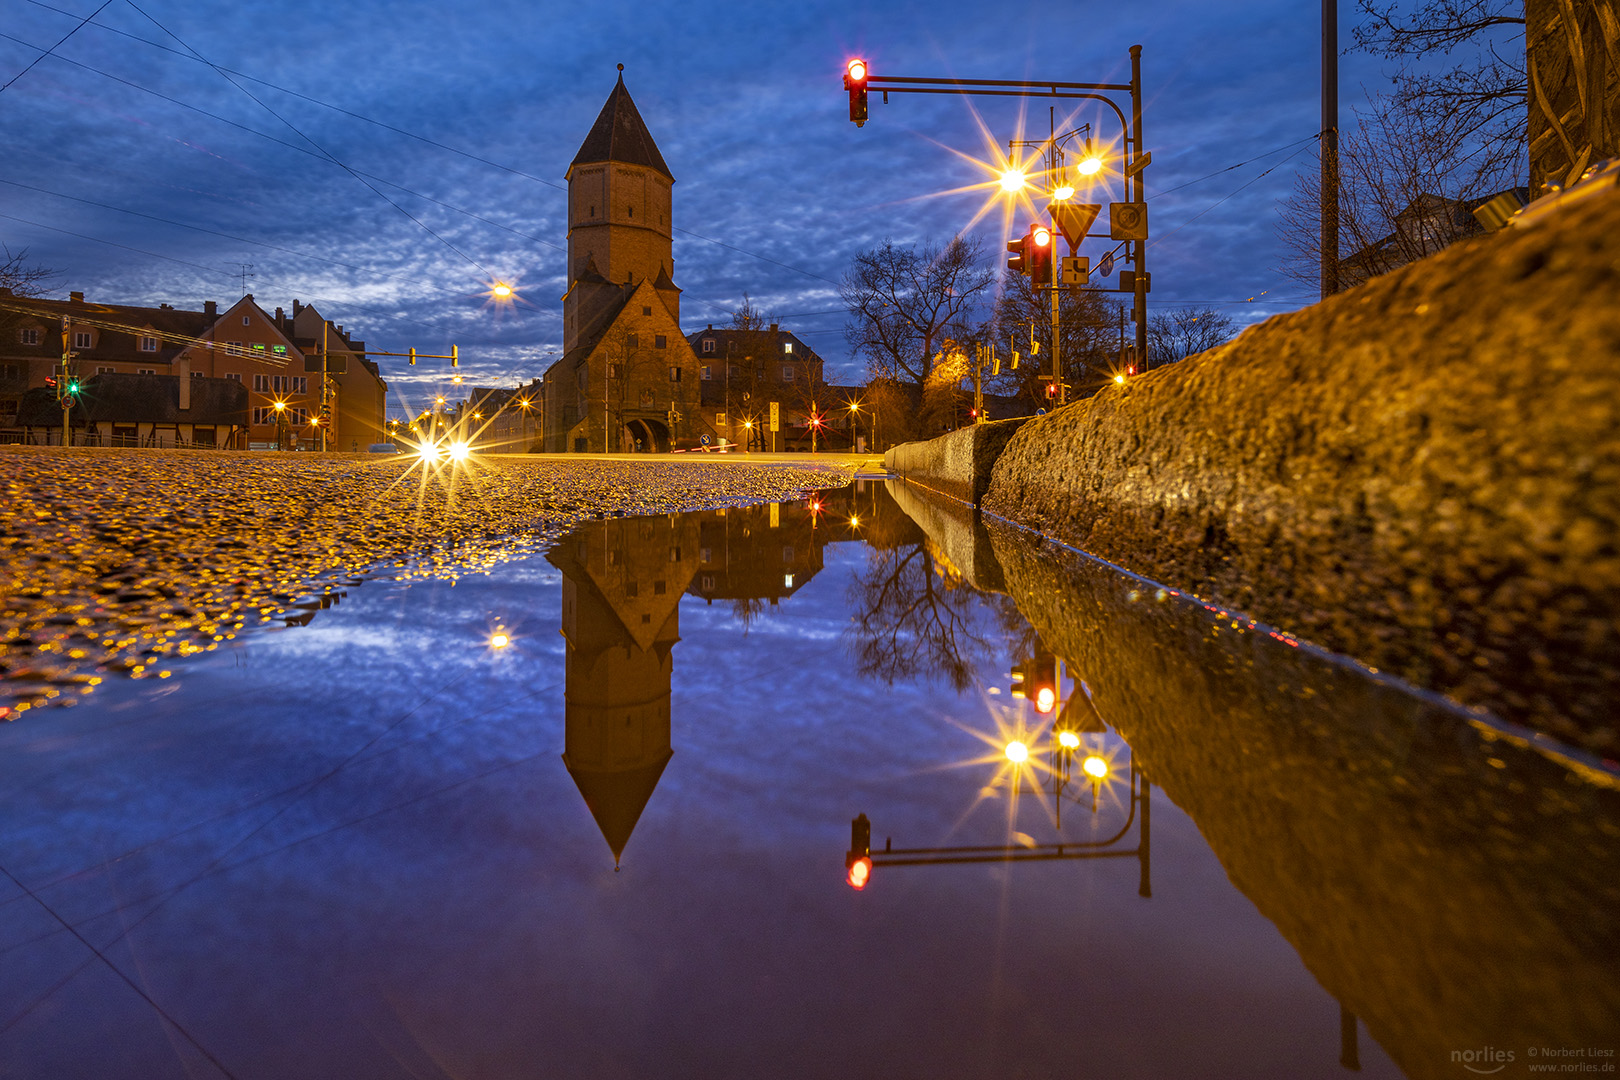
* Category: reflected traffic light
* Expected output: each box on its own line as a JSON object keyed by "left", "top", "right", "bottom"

{"left": 846, "top": 813, "right": 872, "bottom": 889}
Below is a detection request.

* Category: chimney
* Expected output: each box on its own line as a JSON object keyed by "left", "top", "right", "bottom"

{"left": 769, "top": 322, "right": 779, "bottom": 333}
{"left": 70, "top": 291, "right": 84, "bottom": 303}
{"left": 275, "top": 306, "right": 284, "bottom": 324}
{"left": 292, "top": 299, "right": 302, "bottom": 317}
{"left": 204, "top": 300, "right": 217, "bottom": 317}
{"left": 177, "top": 355, "right": 191, "bottom": 411}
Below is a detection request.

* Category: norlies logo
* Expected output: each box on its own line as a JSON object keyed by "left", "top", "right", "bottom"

{"left": 1453, "top": 1047, "right": 1516, "bottom": 1074}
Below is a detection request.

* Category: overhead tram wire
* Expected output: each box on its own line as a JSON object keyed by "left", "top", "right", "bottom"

{"left": 0, "top": 209, "right": 234, "bottom": 279}
{"left": 125, "top": 0, "right": 497, "bottom": 280}
{"left": 0, "top": 0, "right": 111, "bottom": 94}
{"left": 11, "top": 0, "right": 839, "bottom": 288}
{"left": 1148, "top": 139, "right": 1319, "bottom": 251}
{"left": 0, "top": 29, "right": 565, "bottom": 259}
{"left": 1145, "top": 132, "right": 1323, "bottom": 200}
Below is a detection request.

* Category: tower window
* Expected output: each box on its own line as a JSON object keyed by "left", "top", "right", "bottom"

{"left": 669, "top": 366, "right": 682, "bottom": 382}
{"left": 643, "top": 306, "right": 652, "bottom": 316}
{"left": 655, "top": 335, "right": 667, "bottom": 349}
{"left": 590, "top": 205, "right": 595, "bottom": 217}
{"left": 628, "top": 205, "right": 634, "bottom": 218}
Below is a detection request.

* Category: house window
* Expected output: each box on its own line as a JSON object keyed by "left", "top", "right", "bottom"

{"left": 782, "top": 365, "right": 795, "bottom": 381}
{"left": 639, "top": 388, "right": 654, "bottom": 407}
{"left": 653, "top": 580, "right": 666, "bottom": 595}
{"left": 625, "top": 581, "right": 638, "bottom": 598}
{"left": 669, "top": 547, "right": 681, "bottom": 562}
{"left": 783, "top": 342, "right": 793, "bottom": 354}
{"left": 1, "top": 362, "right": 20, "bottom": 379}
{"left": 701, "top": 575, "right": 715, "bottom": 590}
{"left": 73, "top": 332, "right": 92, "bottom": 348}
{"left": 251, "top": 343, "right": 266, "bottom": 354}
{"left": 97, "top": 366, "right": 114, "bottom": 374}
{"left": 701, "top": 338, "right": 714, "bottom": 354}
{"left": 272, "top": 345, "right": 287, "bottom": 355}
{"left": 715, "top": 412, "right": 727, "bottom": 429}
{"left": 19, "top": 329, "right": 39, "bottom": 345}
{"left": 139, "top": 335, "right": 158, "bottom": 352}
{"left": 225, "top": 372, "right": 241, "bottom": 382}
{"left": 642, "top": 306, "right": 652, "bottom": 316}
{"left": 782, "top": 546, "right": 795, "bottom": 562}
{"left": 700, "top": 547, "right": 712, "bottom": 563}
{"left": 242, "top": 316, "right": 250, "bottom": 325}
{"left": 701, "top": 365, "right": 711, "bottom": 380}
{"left": 655, "top": 335, "right": 667, "bottom": 349}
{"left": 192, "top": 371, "right": 204, "bottom": 378}
{"left": 669, "top": 366, "right": 682, "bottom": 383}
{"left": 607, "top": 363, "right": 621, "bottom": 379}
{"left": 627, "top": 333, "right": 638, "bottom": 348}
{"left": 227, "top": 341, "right": 243, "bottom": 356}
{"left": 137, "top": 368, "right": 155, "bottom": 375}
{"left": 253, "top": 374, "right": 270, "bottom": 392}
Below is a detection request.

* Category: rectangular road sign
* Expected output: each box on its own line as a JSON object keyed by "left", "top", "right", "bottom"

{"left": 1061, "top": 256, "right": 1090, "bottom": 286}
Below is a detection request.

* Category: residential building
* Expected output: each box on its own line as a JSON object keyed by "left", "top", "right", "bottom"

{"left": 0, "top": 289, "right": 386, "bottom": 449}
{"left": 1339, "top": 188, "right": 1531, "bottom": 289}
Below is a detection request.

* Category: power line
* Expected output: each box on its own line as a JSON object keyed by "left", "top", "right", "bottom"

{"left": 0, "top": 0, "right": 111, "bottom": 94}
{"left": 124, "top": 0, "right": 496, "bottom": 279}
{"left": 0, "top": 29, "right": 566, "bottom": 258}
{"left": 0, "top": 860, "right": 239, "bottom": 1077}
{"left": 1146, "top": 132, "right": 1322, "bottom": 200}
{"left": 1149, "top": 140, "right": 1318, "bottom": 250}
{"left": 0, "top": 209, "right": 234, "bottom": 278}
{"left": 12, "top": 1, "right": 839, "bottom": 287}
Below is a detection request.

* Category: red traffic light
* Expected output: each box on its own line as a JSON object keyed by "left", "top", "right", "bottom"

{"left": 847, "top": 856, "right": 872, "bottom": 890}
{"left": 1031, "top": 652, "right": 1058, "bottom": 714}
{"left": 844, "top": 59, "right": 869, "bottom": 126}
{"left": 1029, "top": 224, "right": 1054, "bottom": 283}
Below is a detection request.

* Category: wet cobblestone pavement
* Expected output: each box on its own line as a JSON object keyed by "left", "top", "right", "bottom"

{"left": 0, "top": 447, "right": 848, "bottom": 720}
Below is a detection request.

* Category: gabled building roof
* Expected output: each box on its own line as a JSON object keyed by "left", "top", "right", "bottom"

{"left": 567, "top": 73, "right": 673, "bottom": 180}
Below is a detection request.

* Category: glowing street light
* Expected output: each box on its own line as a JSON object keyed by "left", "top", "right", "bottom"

{"left": 1057, "top": 729, "right": 1081, "bottom": 750}
{"left": 490, "top": 632, "right": 510, "bottom": 649}
{"left": 1083, "top": 754, "right": 1109, "bottom": 780}
{"left": 998, "top": 167, "right": 1028, "bottom": 193}
{"left": 492, "top": 282, "right": 513, "bottom": 299}
{"left": 1004, "top": 740, "right": 1029, "bottom": 763}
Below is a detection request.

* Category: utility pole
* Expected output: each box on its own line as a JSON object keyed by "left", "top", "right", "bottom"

{"left": 59, "top": 316, "right": 72, "bottom": 447}
{"left": 1129, "top": 45, "right": 1148, "bottom": 370}
{"left": 1321, "top": 0, "right": 1340, "bottom": 300}
{"left": 320, "top": 322, "right": 330, "bottom": 453}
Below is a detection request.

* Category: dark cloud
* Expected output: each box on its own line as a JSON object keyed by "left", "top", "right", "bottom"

{"left": 0, "top": 0, "right": 1388, "bottom": 402}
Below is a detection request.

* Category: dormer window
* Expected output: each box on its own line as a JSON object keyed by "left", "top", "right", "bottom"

{"left": 139, "top": 335, "right": 158, "bottom": 352}
{"left": 19, "top": 329, "right": 38, "bottom": 345}
{"left": 73, "top": 332, "right": 92, "bottom": 349}
{"left": 783, "top": 342, "right": 793, "bottom": 354}
{"left": 702, "top": 338, "right": 714, "bottom": 354}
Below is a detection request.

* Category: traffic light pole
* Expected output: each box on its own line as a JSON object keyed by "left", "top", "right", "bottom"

{"left": 58, "top": 316, "right": 72, "bottom": 448}
{"left": 848, "top": 50, "right": 1149, "bottom": 392}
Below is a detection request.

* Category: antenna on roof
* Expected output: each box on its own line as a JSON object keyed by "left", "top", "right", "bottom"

{"left": 239, "top": 264, "right": 255, "bottom": 298}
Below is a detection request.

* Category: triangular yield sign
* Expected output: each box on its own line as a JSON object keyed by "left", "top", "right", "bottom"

{"left": 1048, "top": 203, "right": 1101, "bottom": 254}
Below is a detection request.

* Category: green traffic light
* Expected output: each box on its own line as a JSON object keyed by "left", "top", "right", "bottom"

{"left": 67, "top": 380, "right": 80, "bottom": 393}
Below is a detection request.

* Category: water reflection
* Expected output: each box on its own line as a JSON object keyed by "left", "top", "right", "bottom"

{"left": 865, "top": 476, "right": 1620, "bottom": 1080}
{"left": 546, "top": 483, "right": 900, "bottom": 865}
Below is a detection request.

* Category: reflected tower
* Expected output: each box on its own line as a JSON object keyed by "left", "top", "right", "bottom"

{"left": 548, "top": 515, "right": 699, "bottom": 867}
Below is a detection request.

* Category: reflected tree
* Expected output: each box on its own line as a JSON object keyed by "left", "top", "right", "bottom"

{"left": 848, "top": 540, "right": 1021, "bottom": 691}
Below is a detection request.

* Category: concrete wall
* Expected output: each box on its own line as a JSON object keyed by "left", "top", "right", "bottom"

{"left": 883, "top": 416, "right": 1030, "bottom": 505}
{"left": 981, "top": 518, "right": 1620, "bottom": 1080}
{"left": 983, "top": 184, "right": 1620, "bottom": 752}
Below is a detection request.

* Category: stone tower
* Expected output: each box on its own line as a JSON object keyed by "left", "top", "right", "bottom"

{"left": 563, "top": 71, "right": 681, "bottom": 353}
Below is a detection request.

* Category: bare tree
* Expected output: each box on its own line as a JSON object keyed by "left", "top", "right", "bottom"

{"left": 987, "top": 277, "right": 1121, "bottom": 406}
{"left": 1278, "top": 89, "right": 1523, "bottom": 288}
{"left": 1147, "top": 305, "right": 1239, "bottom": 365}
{"left": 1353, "top": 1, "right": 1527, "bottom": 184}
{"left": 0, "top": 247, "right": 59, "bottom": 340}
{"left": 842, "top": 236, "right": 994, "bottom": 396}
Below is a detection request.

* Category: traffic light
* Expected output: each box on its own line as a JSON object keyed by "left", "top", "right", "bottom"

{"left": 1045, "top": 382, "right": 1059, "bottom": 400}
{"left": 1006, "top": 233, "right": 1028, "bottom": 277}
{"left": 1030, "top": 651, "right": 1058, "bottom": 714}
{"left": 66, "top": 378, "right": 80, "bottom": 395}
{"left": 844, "top": 59, "right": 869, "bottom": 127}
{"left": 846, "top": 813, "right": 872, "bottom": 890}
{"left": 1028, "top": 224, "right": 1054, "bottom": 284}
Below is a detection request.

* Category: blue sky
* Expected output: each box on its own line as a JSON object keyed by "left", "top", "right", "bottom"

{"left": 0, "top": 0, "right": 1398, "bottom": 397}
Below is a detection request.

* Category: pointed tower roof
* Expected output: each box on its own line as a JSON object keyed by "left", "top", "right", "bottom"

{"left": 563, "top": 751, "right": 674, "bottom": 866}
{"left": 568, "top": 70, "right": 673, "bottom": 180}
